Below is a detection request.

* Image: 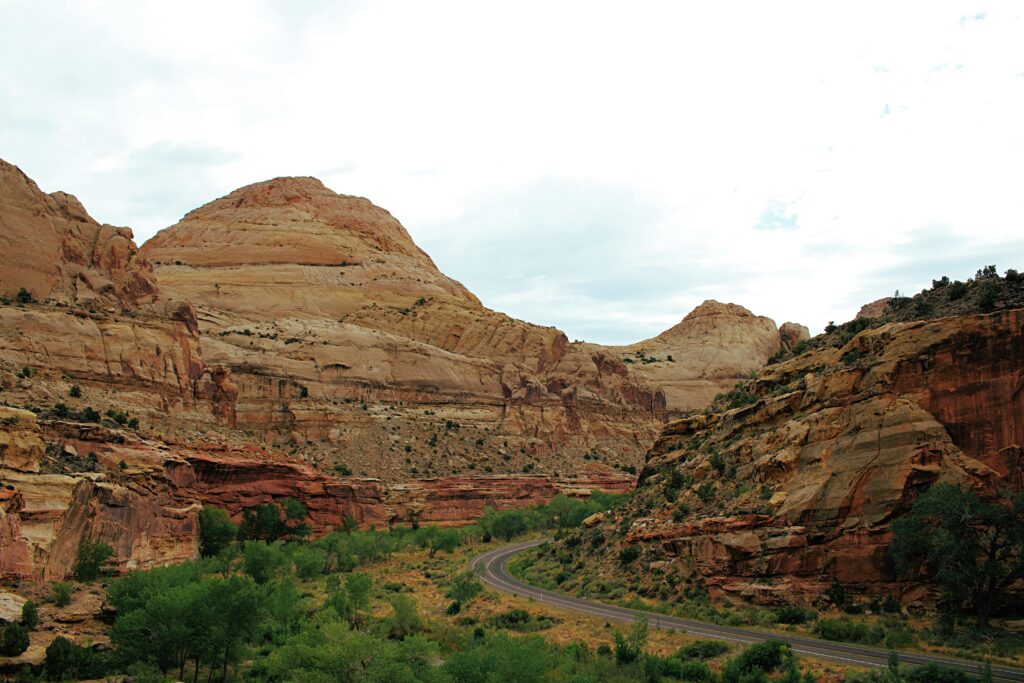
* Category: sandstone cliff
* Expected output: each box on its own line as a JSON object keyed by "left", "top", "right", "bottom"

{"left": 560, "top": 306, "right": 1023, "bottom": 605}
{"left": 140, "top": 176, "right": 790, "bottom": 480}
{"left": 0, "top": 160, "right": 794, "bottom": 582}
{"left": 617, "top": 301, "right": 787, "bottom": 412}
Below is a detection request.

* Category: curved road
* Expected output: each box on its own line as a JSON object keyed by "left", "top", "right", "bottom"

{"left": 471, "top": 539, "right": 1024, "bottom": 683}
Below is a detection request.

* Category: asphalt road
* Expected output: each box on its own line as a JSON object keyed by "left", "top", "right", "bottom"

{"left": 471, "top": 538, "right": 1024, "bottom": 682}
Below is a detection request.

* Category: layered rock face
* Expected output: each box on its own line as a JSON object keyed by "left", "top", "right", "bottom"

{"left": 142, "top": 177, "right": 784, "bottom": 480}
{"left": 0, "top": 161, "right": 236, "bottom": 429}
{"left": 589, "top": 308, "right": 1023, "bottom": 604}
{"left": 0, "top": 160, "right": 158, "bottom": 308}
{"left": 0, "top": 160, "right": 795, "bottom": 582}
{"left": 617, "top": 301, "right": 795, "bottom": 412}
{"left": 0, "top": 406, "right": 633, "bottom": 580}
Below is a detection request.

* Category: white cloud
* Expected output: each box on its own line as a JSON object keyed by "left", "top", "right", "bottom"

{"left": 1, "top": 0, "right": 1021, "bottom": 341}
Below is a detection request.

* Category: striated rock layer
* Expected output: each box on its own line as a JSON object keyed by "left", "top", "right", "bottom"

{"left": 0, "top": 159, "right": 795, "bottom": 581}
{"left": 141, "top": 177, "right": 796, "bottom": 480}
{"left": 0, "top": 407, "right": 633, "bottom": 580}
{"left": 585, "top": 308, "right": 1023, "bottom": 604}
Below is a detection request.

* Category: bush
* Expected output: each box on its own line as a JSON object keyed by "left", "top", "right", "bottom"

{"left": 618, "top": 545, "right": 640, "bottom": 564}
{"left": 69, "top": 385, "right": 81, "bottom": 398}
{"left": 0, "top": 622, "right": 29, "bottom": 656}
{"left": 16, "top": 287, "right": 33, "bottom": 304}
{"left": 813, "top": 617, "right": 883, "bottom": 645}
{"left": 73, "top": 538, "right": 114, "bottom": 581}
{"left": 696, "top": 481, "right": 716, "bottom": 503}
{"left": 679, "top": 640, "right": 730, "bottom": 660}
{"left": 20, "top": 600, "right": 38, "bottom": 629}
{"left": 198, "top": 506, "right": 238, "bottom": 557}
{"left": 979, "top": 279, "right": 1000, "bottom": 312}
{"left": 484, "top": 608, "right": 560, "bottom": 632}
{"left": 51, "top": 581, "right": 73, "bottom": 607}
{"left": 44, "top": 635, "right": 110, "bottom": 680}
{"left": 721, "top": 640, "right": 791, "bottom": 682}
{"left": 775, "top": 604, "right": 812, "bottom": 625}
{"left": 947, "top": 280, "right": 968, "bottom": 300}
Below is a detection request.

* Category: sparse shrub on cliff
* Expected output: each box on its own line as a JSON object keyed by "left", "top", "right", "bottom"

{"left": 696, "top": 481, "right": 716, "bottom": 503}
{"left": 69, "top": 385, "right": 81, "bottom": 398}
{"left": 618, "top": 545, "right": 640, "bottom": 564}
{"left": 199, "top": 506, "right": 238, "bottom": 557}
{"left": 51, "top": 581, "right": 73, "bottom": 607}
{"left": 15, "top": 287, "right": 34, "bottom": 304}
{"left": 947, "top": 279, "right": 968, "bottom": 300}
{"left": 20, "top": 600, "right": 38, "bottom": 630}
{"left": 979, "top": 279, "right": 1000, "bottom": 312}
{"left": 74, "top": 537, "right": 114, "bottom": 581}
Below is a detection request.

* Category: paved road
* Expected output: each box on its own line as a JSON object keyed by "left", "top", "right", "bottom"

{"left": 471, "top": 538, "right": 1024, "bottom": 682}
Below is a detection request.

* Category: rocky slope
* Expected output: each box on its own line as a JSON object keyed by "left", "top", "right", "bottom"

{"left": 140, "top": 176, "right": 793, "bottom": 480}
{"left": 0, "top": 159, "right": 793, "bottom": 582}
{"left": 548, "top": 299, "right": 1022, "bottom": 606}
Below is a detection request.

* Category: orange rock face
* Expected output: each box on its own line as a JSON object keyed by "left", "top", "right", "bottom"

{"left": 0, "top": 159, "right": 800, "bottom": 581}
{"left": 0, "top": 160, "right": 158, "bottom": 308}
{"left": 600, "top": 309, "right": 1024, "bottom": 603}
{"left": 140, "top": 177, "right": 788, "bottom": 479}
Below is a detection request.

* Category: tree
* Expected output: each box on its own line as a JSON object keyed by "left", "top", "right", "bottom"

{"left": 890, "top": 483, "right": 1024, "bottom": 629}
{"left": 74, "top": 537, "right": 114, "bottom": 581}
{"left": 242, "top": 540, "right": 288, "bottom": 584}
{"left": 388, "top": 595, "right": 422, "bottom": 639}
{"left": 491, "top": 509, "right": 528, "bottom": 541}
{"left": 613, "top": 618, "right": 648, "bottom": 664}
{"left": 199, "top": 506, "right": 238, "bottom": 557}
{"left": 0, "top": 622, "right": 29, "bottom": 656}
{"left": 20, "top": 600, "right": 38, "bottom": 629}
{"left": 428, "top": 528, "right": 461, "bottom": 558}
{"left": 446, "top": 571, "right": 483, "bottom": 605}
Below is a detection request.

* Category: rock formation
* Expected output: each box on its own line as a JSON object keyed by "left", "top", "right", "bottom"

{"left": 573, "top": 307, "right": 1023, "bottom": 604}
{"left": 617, "top": 301, "right": 784, "bottom": 412}
{"left": 0, "top": 160, "right": 158, "bottom": 308}
{"left": 140, "top": 177, "right": 789, "bottom": 479}
{"left": 0, "top": 159, "right": 795, "bottom": 581}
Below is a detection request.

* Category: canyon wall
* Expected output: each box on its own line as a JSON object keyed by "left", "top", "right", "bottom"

{"left": 584, "top": 308, "right": 1022, "bottom": 604}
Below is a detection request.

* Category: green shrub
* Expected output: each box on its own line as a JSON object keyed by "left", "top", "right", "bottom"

{"left": 679, "top": 640, "right": 730, "bottom": 660}
{"left": 618, "top": 545, "right": 640, "bottom": 564}
{"left": 813, "top": 617, "right": 883, "bottom": 645}
{"left": 20, "top": 600, "right": 38, "bottom": 630}
{"left": 73, "top": 538, "right": 114, "bottom": 581}
{"left": 696, "top": 481, "right": 716, "bottom": 503}
{"left": 43, "top": 636, "right": 111, "bottom": 680}
{"left": 721, "top": 640, "right": 791, "bottom": 682}
{"left": 51, "top": 581, "right": 73, "bottom": 607}
{"left": 69, "top": 385, "right": 81, "bottom": 398}
{"left": 198, "top": 505, "right": 237, "bottom": 557}
{"left": 775, "top": 604, "right": 812, "bottom": 624}
{"left": 16, "top": 287, "right": 33, "bottom": 304}
{"left": 0, "top": 622, "right": 29, "bottom": 656}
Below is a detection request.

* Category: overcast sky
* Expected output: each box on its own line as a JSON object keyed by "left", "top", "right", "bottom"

{"left": 2, "top": 2, "right": 1022, "bottom": 343}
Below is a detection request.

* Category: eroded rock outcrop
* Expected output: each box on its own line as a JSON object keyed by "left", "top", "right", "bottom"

{"left": 617, "top": 301, "right": 784, "bottom": 412}
{"left": 582, "top": 308, "right": 1023, "bottom": 604}
{"left": 141, "top": 177, "right": 786, "bottom": 479}
{"left": 0, "top": 160, "right": 158, "bottom": 308}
